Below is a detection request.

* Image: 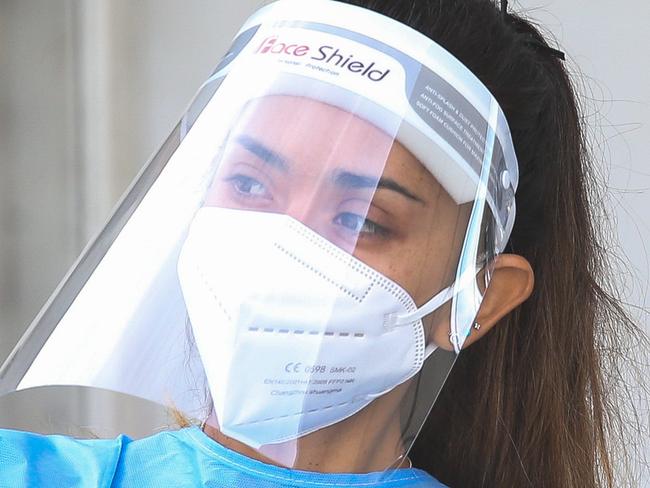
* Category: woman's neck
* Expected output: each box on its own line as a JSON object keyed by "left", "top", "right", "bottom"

{"left": 202, "top": 382, "right": 412, "bottom": 473}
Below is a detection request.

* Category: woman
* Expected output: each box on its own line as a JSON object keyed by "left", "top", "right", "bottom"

{"left": 0, "top": 0, "right": 644, "bottom": 487}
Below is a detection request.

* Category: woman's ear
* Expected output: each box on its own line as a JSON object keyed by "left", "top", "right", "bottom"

{"left": 461, "top": 254, "right": 535, "bottom": 348}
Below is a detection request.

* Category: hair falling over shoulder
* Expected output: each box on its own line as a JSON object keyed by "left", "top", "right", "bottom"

{"left": 338, "top": 1, "right": 648, "bottom": 486}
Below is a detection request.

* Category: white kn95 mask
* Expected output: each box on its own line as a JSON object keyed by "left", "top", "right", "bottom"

{"left": 176, "top": 207, "right": 452, "bottom": 448}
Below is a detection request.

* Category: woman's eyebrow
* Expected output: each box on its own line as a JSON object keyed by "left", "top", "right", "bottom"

{"left": 334, "top": 171, "right": 425, "bottom": 204}
{"left": 235, "top": 134, "right": 289, "bottom": 171}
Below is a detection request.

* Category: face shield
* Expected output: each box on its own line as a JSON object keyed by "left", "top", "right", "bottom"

{"left": 0, "top": 0, "right": 518, "bottom": 475}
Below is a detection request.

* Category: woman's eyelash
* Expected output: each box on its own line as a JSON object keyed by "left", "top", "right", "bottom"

{"left": 225, "top": 175, "right": 268, "bottom": 197}
{"left": 335, "top": 212, "right": 389, "bottom": 237}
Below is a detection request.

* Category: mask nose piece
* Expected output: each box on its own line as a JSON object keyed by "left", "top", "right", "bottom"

{"left": 284, "top": 199, "right": 322, "bottom": 228}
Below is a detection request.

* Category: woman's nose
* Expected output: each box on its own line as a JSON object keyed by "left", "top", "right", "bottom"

{"left": 284, "top": 198, "right": 323, "bottom": 232}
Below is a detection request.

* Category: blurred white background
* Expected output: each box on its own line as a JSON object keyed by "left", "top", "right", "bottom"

{"left": 0, "top": 0, "right": 647, "bottom": 482}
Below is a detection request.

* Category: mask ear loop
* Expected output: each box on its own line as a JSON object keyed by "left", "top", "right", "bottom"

{"left": 384, "top": 285, "right": 454, "bottom": 329}
{"left": 383, "top": 267, "right": 480, "bottom": 356}
{"left": 383, "top": 284, "right": 452, "bottom": 359}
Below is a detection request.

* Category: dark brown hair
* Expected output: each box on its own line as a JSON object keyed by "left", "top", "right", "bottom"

{"left": 337, "top": 1, "right": 647, "bottom": 486}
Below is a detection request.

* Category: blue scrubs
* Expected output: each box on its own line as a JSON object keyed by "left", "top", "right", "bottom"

{"left": 0, "top": 426, "right": 446, "bottom": 487}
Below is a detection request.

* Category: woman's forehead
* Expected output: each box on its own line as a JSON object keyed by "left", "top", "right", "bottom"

{"left": 234, "top": 95, "right": 392, "bottom": 171}
{"left": 228, "top": 94, "right": 442, "bottom": 199}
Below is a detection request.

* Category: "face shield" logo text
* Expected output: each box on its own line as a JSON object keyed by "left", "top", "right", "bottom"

{"left": 255, "top": 35, "right": 391, "bottom": 82}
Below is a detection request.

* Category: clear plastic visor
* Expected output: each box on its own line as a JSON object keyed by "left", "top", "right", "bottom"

{"left": 0, "top": 24, "right": 513, "bottom": 478}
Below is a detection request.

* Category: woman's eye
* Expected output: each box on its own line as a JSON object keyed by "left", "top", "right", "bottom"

{"left": 226, "top": 175, "right": 269, "bottom": 198}
{"left": 334, "top": 212, "right": 386, "bottom": 237}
